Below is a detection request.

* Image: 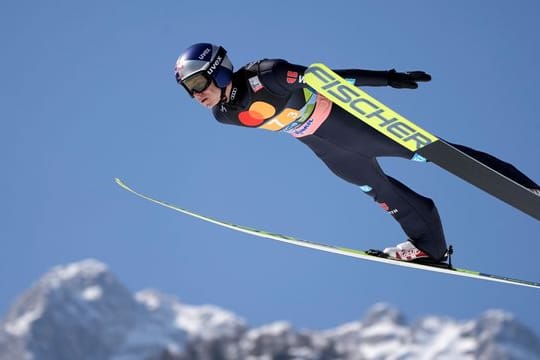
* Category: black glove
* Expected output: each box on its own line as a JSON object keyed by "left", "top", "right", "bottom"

{"left": 388, "top": 69, "right": 431, "bottom": 89}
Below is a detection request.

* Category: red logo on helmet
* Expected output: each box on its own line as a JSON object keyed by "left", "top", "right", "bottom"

{"left": 176, "top": 63, "right": 184, "bottom": 74}
{"left": 286, "top": 71, "right": 298, "bottom": 84}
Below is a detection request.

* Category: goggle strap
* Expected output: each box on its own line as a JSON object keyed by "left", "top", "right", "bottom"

{"left": 204, "top": 46, "right": 227, "bottom": 75}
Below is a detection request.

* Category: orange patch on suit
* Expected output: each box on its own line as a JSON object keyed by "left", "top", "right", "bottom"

{"left": 238, "top": 101, "right": 276, "bottom": 127}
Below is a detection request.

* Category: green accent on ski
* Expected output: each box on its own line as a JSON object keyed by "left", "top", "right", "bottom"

{"left": 459, "top": 269, "right": 481, "bottom": 275}
{"left": 115, "top": 178, "right": 540, "bottom": 289}
{"left": 337, "top": 247, "right": 367, "bottom": 255}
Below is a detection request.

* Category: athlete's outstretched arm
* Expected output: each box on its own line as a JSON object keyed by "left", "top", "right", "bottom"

{"left": 258, "top": 59, "right": 431, "bottom": 94}
{"left": 335, "top": 68, "right": 431, "bottom": 89}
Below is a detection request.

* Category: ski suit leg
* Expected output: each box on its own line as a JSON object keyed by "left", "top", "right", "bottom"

{"left": 298, "top": 134, "right": 448, "bottom": 260}
{"left": 448, "top": 142, "right": 539, "bottom": 189}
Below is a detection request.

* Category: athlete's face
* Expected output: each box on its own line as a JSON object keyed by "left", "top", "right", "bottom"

{"left": 193, "top": 82, "right": 221, "bottom": 108}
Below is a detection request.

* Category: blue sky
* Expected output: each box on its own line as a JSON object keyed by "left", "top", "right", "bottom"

{"left": 3, "top": 0, "right": 540, "bottom": 335}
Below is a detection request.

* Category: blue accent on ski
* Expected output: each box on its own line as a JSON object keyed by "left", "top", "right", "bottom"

{"left": 412, "top": 153, "right": 427, "bottom": 162}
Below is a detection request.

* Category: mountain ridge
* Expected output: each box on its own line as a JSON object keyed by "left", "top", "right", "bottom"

{"left": 1, "top": 259, "right": 539, "bottom": 360}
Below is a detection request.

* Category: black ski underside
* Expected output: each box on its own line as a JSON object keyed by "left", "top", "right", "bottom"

{"left": 418, "top": 140, "right": 540, "bottom": 221}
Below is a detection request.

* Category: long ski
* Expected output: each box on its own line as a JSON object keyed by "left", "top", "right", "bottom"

{"left": 115, "top": 178, "right": 540, "bottom": 289}
{"left": 304, "top": 63, "right": 540, "bottom": 221}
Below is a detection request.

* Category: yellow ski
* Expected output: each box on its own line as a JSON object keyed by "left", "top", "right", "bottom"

{"left": 304, "top": 63, "right": 540, "bottom": 221}
{"left": 304, "top": 63, "right": 438, "bottom": 152}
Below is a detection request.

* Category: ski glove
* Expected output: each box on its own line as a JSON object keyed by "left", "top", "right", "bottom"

{"left": 388, "top": 69, "right": 431, "bottom": 89}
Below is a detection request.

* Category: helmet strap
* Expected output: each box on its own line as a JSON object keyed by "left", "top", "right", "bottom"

{"left": 220, "top": 86, "right": 227, "bottom": 103}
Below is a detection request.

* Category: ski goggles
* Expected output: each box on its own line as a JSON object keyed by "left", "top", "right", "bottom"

{"left": 180, "top": 72, "right": 213, "bottom": 96}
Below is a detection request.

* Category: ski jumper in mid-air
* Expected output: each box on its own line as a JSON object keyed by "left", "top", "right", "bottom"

{"left": 174, "top": 43, "right": 540, "bottom": 263}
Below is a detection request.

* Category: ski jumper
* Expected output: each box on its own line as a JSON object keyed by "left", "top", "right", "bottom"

{"left": 212, "top": 59, "right": 538, "bottom": 261}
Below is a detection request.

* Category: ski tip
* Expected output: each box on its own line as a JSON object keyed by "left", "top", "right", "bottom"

{"left": 114, "top": 178, "right": 129, "bottom": 189}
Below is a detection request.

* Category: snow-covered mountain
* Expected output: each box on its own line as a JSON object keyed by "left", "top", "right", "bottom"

{"left": 1, "top": 259, "right": 539, "bottom": 360}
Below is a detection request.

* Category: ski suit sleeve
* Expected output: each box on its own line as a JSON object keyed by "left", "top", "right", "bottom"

{"left": 335, "top": 69, "right": 432, "bottom": 89}
{"left": 257, "top": 60, "right": 396, "bottom": 91}
{"left": 257, "top": 59, "right": 430, "bottom": 93}
{"left": 333, "top": 69, "right": 391, "bottom": 86}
